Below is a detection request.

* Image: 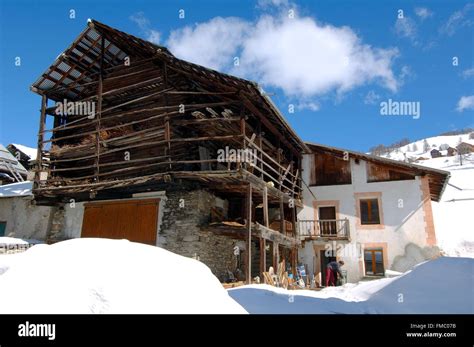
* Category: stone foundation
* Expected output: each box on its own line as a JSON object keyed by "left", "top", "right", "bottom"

{"left": 158, "top": 187, "right": 239, "bottom": 279}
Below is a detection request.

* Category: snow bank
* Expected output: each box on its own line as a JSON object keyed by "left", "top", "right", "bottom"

{"left": 0, "top": 238, "right": 246, "bottom": 314}
{"left": 0, "top": 237, "right": 30, "bottom": 245}
{"left": 229, "top": 257, "right": 473, "bottom": 314}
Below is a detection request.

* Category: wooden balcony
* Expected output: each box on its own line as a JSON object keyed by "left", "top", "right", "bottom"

{"left": 297, "top": 219, "right": 350, "bottom": 240}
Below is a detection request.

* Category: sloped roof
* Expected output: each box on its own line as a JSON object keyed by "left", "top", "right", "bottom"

{"left": 0, "top": 144, "right": 28, "bottom": 176}
{"left": 306, "top": 142, "right": 450, "bottom": 202}
{"left": 30, "top": 19, "right": 308, "bottom": 154}
{"left": 9, "top": 144, "right": 37, "bottom": 160}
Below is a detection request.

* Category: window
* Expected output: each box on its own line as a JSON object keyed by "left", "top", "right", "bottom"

{"left": 364, "top": 249, "right": 384, "bottom": 276}
{"left": 0, "top": 221, "right": 6, "bottom": 237}
{"left": 360, "top": 198, "right": 380, "bottom": 225}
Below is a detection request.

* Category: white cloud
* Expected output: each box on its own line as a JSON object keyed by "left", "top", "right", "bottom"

{"left": 296, "top": 101, "right": 320, "bottom": 111}
{"left": 414, "top": 7, "right": 433, "bottom": 20}
{"left": 130, "top": 12, "right": 150, "bottom": 29}
{"left": 398, "top": 65, "right": 414, "bottom": 86}
{"left": 166, "top": 17, "right": 250, "bottom": 71}
{"left": 162, "top": 12, "right": 400, "bottom": 101}
{"left": 456, "top": 95, "right": 474, "bottom": 112}
{"left": 394, "top": 17, "right": 417, "bottom": 43}
{"left": 238, "top": 15, "right": 399, "bottom": 97}
{"left": 130, "top": 12, "right": 161, "bottom": 44}
{"left": 364, "top": 90, "right": 381, "bottom": 105}
{"left": 461, "top": 67, "right": 474, "bottom": 79}
{"left": 440, "top": 3, "right": 474, "bottom": 36}
{"left": 257, "top": 0, "right": 290, "bottom": 8}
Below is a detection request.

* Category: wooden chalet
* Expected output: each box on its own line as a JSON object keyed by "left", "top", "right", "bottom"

{"left": 30, "top": 20, "right": 309, "bottom": 283}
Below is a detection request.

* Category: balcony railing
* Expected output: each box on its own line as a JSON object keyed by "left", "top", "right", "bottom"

{"left": 297, "top": 219, "right": 350, "bottom": 240}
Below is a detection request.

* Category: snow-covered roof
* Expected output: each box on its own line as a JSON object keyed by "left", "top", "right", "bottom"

{"left": 0, "top": 181, "right": 33, "bottom": 198}
{"left": 0, "top": 144, "right": 28, "bottom": 175}
{"left": 10, "top": 143, "right": 37, "bottom": 160}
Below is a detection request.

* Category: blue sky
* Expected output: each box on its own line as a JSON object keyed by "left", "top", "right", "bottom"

{"left": 0, "top": 0, "right": 472, "bottom": 152}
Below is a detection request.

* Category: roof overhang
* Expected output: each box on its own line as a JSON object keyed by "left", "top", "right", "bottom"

{"left": 305, "top": 142, "right": 450, "bottom": 202}
{"left": 30, "top": 19, "right": 308, "bottom": 155}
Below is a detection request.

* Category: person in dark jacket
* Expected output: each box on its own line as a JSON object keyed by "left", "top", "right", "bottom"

{"left": 325, "top": 260, "right": 344, "bottom": 286}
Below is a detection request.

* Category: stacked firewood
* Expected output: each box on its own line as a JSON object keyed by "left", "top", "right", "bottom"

{"left": 262, "top": 260, "right": 290, "bottom": 289}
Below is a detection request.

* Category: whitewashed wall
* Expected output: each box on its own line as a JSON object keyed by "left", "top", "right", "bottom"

{"left": 0, "top": 197, "right": 53, "bottom": 240}
{"left": 299, "top": 154, "right": 431, "bottom": 282}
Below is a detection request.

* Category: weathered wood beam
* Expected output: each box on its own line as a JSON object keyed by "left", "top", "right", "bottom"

{"left": 94, "top": 36, "right": 105, "bottom": 183}
{"left": 34, "top": 95, "right": 48, "bottom": 190}
{"left": 254, "top": 223, "right": 299, "bottom": 248}
{"left": 246, "top": 184, "right": 252, "bottom": 284}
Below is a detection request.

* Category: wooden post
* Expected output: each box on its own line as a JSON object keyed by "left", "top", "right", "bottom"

{"left": 246, "top": 184, "right": 252, "bottom": 284}
{"left": 240, "top": 111, "right": 246, "bottom": 171}
{"left": 291, "top": 247, "right": 297, "bottom": 277}
{"left": 291, "top": 198, "right": 297, "bottom": 238}
{"left": 94, "top": 35, "right": 105, "bottom": 183}
{"left": 258, "top": 120, "right": 264, "bottom": 180}
{"left": 165, "top": 116, "right": 171, "bottom": 169}
{"left": 260, "top": 185, "right": 269, "bottom": 275}
{"left": 279, "top": 194, "right": 285, "bottom": 234}
{"left": 259, "top": 238, "right": 265, "bottom": 277}
{"left": 34, "top": 94, "right": 47, "bottom": 190}
{"left": 163, "top": 63, "right": 172, "bottom": 170}
{"left": 273, "top": 242, "right": 279, "bottom": 270}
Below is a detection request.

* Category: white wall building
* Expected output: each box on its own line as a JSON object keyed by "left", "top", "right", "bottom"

{"left": 298, "top": 143, "right": 449, "bottom": 284}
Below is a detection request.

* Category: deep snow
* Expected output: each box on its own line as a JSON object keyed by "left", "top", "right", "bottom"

{"left": 229, "top": 257, "right": 474, "bottom": 314}
{"left": 0, "top": 238, "right": 247, "bottom": 314}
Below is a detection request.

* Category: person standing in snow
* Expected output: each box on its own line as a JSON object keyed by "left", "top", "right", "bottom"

{"left": 325, "top": 260, "right": 344, "bottom": 287}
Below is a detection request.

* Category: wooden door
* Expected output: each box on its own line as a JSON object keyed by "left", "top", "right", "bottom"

{"left": 81, "top": 199, "right": 159, "bottom": 245}
{"left": 318, "top": 206, "right": 336, "bottom": 235}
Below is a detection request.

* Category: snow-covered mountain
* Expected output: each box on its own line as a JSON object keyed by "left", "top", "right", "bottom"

{"left": 374, "top": 133, "right": 474, "bottom": 258}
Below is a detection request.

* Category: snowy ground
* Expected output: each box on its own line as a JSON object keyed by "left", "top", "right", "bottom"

{"left": 0, "top": 238, "right": 247, "bottom": 314}
{"left": 229, "top": 257, "right": 474, "bottom": 314}
{"left": 0, "top": 239, "right": 471, "bottom": 314}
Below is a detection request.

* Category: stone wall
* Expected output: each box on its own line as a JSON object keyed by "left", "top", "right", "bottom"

{"left": 158, "top": 187, "right": 239, "bottom": 280}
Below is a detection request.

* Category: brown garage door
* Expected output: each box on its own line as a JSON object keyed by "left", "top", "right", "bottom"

{"left": 81, "top": 199, "right": 159, "bottom": 245}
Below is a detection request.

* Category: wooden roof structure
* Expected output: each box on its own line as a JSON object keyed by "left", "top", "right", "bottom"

{"left": 31, "top": 19, "right": 308, "bottom": 155}
{"left": 30, "top": 20, "right": 307, "bottom": 204}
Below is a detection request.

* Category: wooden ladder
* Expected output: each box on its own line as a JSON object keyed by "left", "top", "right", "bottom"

{"left": 0, "top": 159, "right": 24, "bottom": 182}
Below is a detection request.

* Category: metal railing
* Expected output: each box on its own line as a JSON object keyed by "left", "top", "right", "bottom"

{"left": 297, "top": 219, "right": 350, "bottom": 239}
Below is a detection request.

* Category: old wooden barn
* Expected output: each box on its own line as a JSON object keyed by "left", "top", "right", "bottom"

{"left": 31, "top": 20, "right": 309, "bottom": 283}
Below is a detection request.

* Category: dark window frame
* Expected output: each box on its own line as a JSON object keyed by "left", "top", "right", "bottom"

{"left": 364, "top": 249, "right": 384, "bottom": 276}
{"left": 359, "top": 198, "right": 381, "bottom": 225}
